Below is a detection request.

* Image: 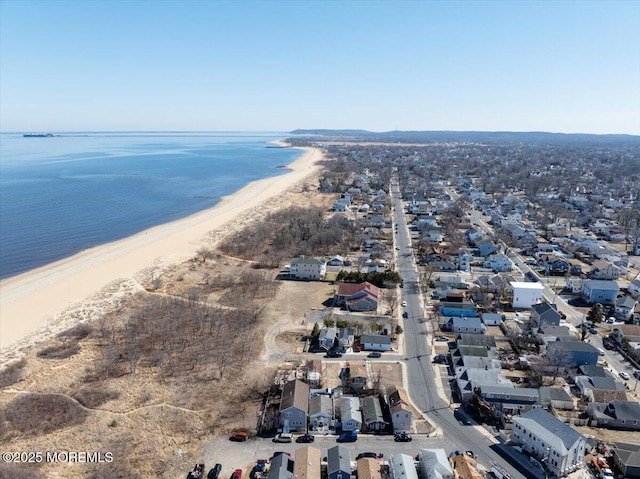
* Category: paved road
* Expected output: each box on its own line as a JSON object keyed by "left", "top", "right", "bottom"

{"left": 390, "top": 181, "right": 526, "bottom": 479}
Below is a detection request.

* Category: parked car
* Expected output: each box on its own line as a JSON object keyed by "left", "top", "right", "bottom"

{"left": 325, "top": 350, "right": 343, "bottom": 358}
{"left": 606, "top": 317, "right": 615, "bottom": 324}
{"left": 296, "top": 434, "right": 315, "bottom": 443}
{"left": 229, "top": 430, "right": 248, "bottom": 442}
{"left": 634, "top": 370, "right": 640, "bottom": 379}
{"left": 435, "top": 336, "right": 449, "bottom": 342}
{"left": 589, "top": 327, "right": 598, "bottom": 335}
{"left": 208, "top": 464, "right": 222, "bottom": 479}
{"left": 432, "top": 354, "right": 447, "bottom": 364}
{"left": 394, "top": 432, "right": 412, "bottom": 442}
{"left": 187, "top": 464, "right": 205, "bottom": 479}
{"left": 403, "top": 312, "right": 409, "bottom": 318}
{"left": 356, "top": 452, "right": 378, "bottom": 460}
{"left": 273, "top": 433, "right": 292, "bottom": 443}
{"left": 619, "top": 371, "right": 631, "bottom": 380}
{"left": 231, "top": 470, "right": 242, "bottom": 479}
{"left": 337, "top": 431, "right": 357, "bottom": 442}
{"left": 401, "top": 301, "right": 407, "bottom": 307}
{"left": 368, "top": 351, "right": 382, "bottom": 358}
{"left": 598, "top": 348, "right": 606, "bottom": 356}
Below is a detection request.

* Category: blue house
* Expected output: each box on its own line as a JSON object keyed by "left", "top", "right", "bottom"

{"left": 449, "top": 317, "right": 486, "bottom": 334}
{"left": 440, "top": 301, "right": 478, "bottom": 317}
{"left": 547, "top": 340, "right": 599, "bottom": 367}
{"left": 582, "top": 280, "right": 619, "bottom": 305}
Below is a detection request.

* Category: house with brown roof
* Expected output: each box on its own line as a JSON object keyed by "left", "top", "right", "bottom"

{"left": 294, "top": 446, "right": 321, "bottom": 479}
{"left": 612, "top": 324, "right": 640, "bottom": 344}
{"left": 357, "top": 458, "right": 382, "bottom": 479}
{"left": 388, "top": 386, "right": 413, "bottom": 433}
{"left": 336, "top": 281, "right": 381, "bottom": 312}
{"left": 279, "top": 379, "right": 310, "bottom": 431}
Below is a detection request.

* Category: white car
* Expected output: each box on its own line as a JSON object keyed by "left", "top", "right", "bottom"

{"left": 401, "top": 301, "right": 407, "bottom": 307}
{"left": 619, "top": 371, "right": 631, "bottom": 380}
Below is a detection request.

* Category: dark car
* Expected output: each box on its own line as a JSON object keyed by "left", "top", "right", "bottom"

{"left": 394, "top": 432, "right": 412, "bottom": 442}
{"left": 208, "top": 464, "right": 222, "bottom": 479}
{"left": 432, "top": 354, "right": 447, "bottom": 364}
{"left": 337, "top": 431, "right": 357, "bottom": 442}
{"left": 356, "top": 452, "right": 378, "bottom": 460}
{"left": 187, "top": 464, "right": 205, "bottom": 479}
{"left": 296, "top": 434, "right": 315, "bottom": 443}
{"left": 589, "top": 327, "right": 598, "bottom": 335}
{"left": 368, "top": 351, "right": 382, "bottom": 358}
{"left": 325, "top": 350, "right": 343, "bottom": 358}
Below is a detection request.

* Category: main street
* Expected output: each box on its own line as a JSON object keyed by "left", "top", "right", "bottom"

{"left": 390, "top": 181, "right": 526, "bottom": 479}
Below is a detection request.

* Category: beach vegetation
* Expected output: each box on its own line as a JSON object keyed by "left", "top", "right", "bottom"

{"left": 36, "top": 341, "right": 81, "bottom": 360}
{"left": 73, "top": 385, "right": 120, "bottom": 408}
{"left": 0, "top": 464, "right": 45, "bottom": 479}
{"left": 0, "top": 358, "right": 27, "bottom": 388}
{"left": 335, "top": 270, "right": 402, "bottom": 288}
{"left": 58, "top": 322, "right": 93, "bottom": 341}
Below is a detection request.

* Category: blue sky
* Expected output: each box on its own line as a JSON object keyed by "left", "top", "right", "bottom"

{"left": 1, "top": 0, "right": 639, "bottom": 134}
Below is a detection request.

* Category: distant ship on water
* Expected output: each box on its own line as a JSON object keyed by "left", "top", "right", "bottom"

{"left": 23, "top": 133, "right": 56, "bottom": 138}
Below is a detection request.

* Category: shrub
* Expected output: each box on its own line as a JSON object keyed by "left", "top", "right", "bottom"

{"left": 58, "top": 323, "right": 93, "bottom": 340}
{"left": 36, "top": 342, "right": 81, "bottom": 360}
{"left": 73, "top": 385, "right": 120, "bottom": 408}
{"left": 0, "top": 358, "right": 27, "bottom": 389}
{"left": 4, "top": 393, "right": 87, "bottom": 437}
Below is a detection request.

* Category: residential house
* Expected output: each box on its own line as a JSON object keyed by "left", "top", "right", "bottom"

{"left": 360, "top": 334, "right": 392, "bottom": 352}
{"left": 342, "top": 363, "right": 369, "bottom": 394}
{"left": 612, "top": 442, "right": 640, "bottom": 478}
{"left": 328, "top": 255, "right": 345, "bottom": 266}
{"left": 628, "top": 279, "right": 640, "bottom": 298}
{"left": 476, "top": 239, "right": 499, "bottom": 257}
{"left": 478, "top": 385, "right": 541, "bottom": 418}
{"left": 615, "top": 296, "right": 637, "bottom": 321}
{"left": 482, "top": 312, "right": 503, "bottom": 326}
{"left": 339, "top": 396, "right": 362, "bottom": 432}
{"left": 289, "top": 256, "right": 327, "bottom": 281}
{"left": 511, "top": 282, "right": 545, "bottom": 309}
{"left": 434, "top": 273, "right": 469, "bottom": 289}
{"left": 574, "top": 375, "right": 626, "bottom": 400}
{"left": 308, "top": 395, "right": 333, "bottom": 432}
{"left": 545, "top": 259, "right": 570, "bottom": 276}
{"left": 294, "top": 447, "right": 321, "bottom": 479}
{"left": 361, "top": 396, "right": 388, "bottom": 431}
{"left": 421, "top": 227, "right": 443, "bottom": 243}
{"left": 279, "top": 380, "right": 310, "bottom": 432}
{"left": 449, "top": 455, "right": 483, "bottom": 479}
{"left": 456, "top": 334, "right": 497, "bottom": 351}
{"left": 612, "top": 324, "right": 640, "bottom": 344}
{"left": 530, "top": 302, "right": 563, "bottom": 328}
{"left": 389, "top": 454, "right": 420, "bottom": 479}
{"left": 581, "top": 280, "right": 619, "bottom": 305}
{"left": 546, "top": 340, "right": 600, "bottom": 367}
{"left": 319, "top": 327, "right": 338, "bottom": 351}
{"left": 338, "top": 328, "right": 356, "bottom": 351}
{"left": 511, "top": 408, "right": 587, "bottom": 477}
{"left": 588, "top": 260, "right": 622, "bottom": 280}
{"left": 539, "top": 387, "right": 574, "bottom": 411}
{"left": 458, "top": 251, "right": 474, "bottom": 272}
{"left": 441, "top": 302, "right": 478, "bottom": 318}
{"left": 430, "top": 260, "right": 458, "bottom": 272}
{"left": 336, "top": 282, "right": 380, "bottom": 312}
{"left": 357, "top": 458, "right": 382, "bottom": 479}
{"left": 449, "top": 317, "right": 486, "bottom": 334}
{"left": 484, "top": 254, "right": 513, "bottom": 272}
{"left": 418, "top": 449, "right": 454, "bottom": 479}
{"left": 587, "top": 401, "right": 640, "bottom": 430}
{"left": 268, "top": 450, "right": 295, "bottom": 479}
{"left": 536, "top": 325, "right": 572, "bottom": 343}
{"left": 327, "top": 446, "right": 352, "bottom": 479}
{"left": 455, "top": 368, "right": 513, "bottom": 402}
{"left": 389, "top": 399, "right": 413, "bottom": 433}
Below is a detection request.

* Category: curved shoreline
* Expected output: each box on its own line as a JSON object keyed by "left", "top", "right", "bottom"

{"left": 0, "top": 143, "right": 324, "bottom": 354}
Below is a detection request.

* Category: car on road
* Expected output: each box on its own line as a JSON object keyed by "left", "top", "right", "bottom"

{"left": 619, "top": 371, "right": 631, "bottom": 380}
{"left": 432, "top": 354, "right": 448, "bottom": 364}
{"left": 589, "top": 327, "right": 598, "bottom": 334}
{"left": 368, "top": 351, "right": 382, "bottom": 358}
{"left": 337, "top": 431, "right": 357, "bottom": 442}
{"left": 273, "top": 433, "right": 292, "bottom": 443}
{"left": 394, "top": 432, "right": 412, "bottom": 442}
{"left": 325, "top": 350, "right": 343, "bottom": 358}
{"left": 598, "top": 348, "right": 606, "bottom": 356}
{"left": 296, "top": 434, "right": 315, "bottom": 443}
{"left": 606, "top": 317, "right": 615, "bottom": 324}
{"left": 403, "top": 312, "right": 409, "bottom": 318}
{"left": 401, "top": 301, "right": 407, "bottom": 307}
{"left": 435, "top": 336, "right": 449, "bottom": 342}
{"left": 208, "top": 464, "right": 222, "bottom": 479}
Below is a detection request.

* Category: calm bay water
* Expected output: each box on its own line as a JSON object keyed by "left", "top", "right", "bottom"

{"left": 0, "top": 132, "right": 300, "bottom": 279}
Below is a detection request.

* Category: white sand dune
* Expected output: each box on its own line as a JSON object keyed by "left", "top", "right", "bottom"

{"left": 0, "top": 143, "right": 323, "bottom": 356}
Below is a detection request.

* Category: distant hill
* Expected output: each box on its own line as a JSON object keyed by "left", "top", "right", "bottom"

{"left": 289, "top": 129, "right": 640, "bottom": 145}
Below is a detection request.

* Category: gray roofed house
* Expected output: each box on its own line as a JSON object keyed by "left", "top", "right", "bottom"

{"left": 319, "top": 327, "right": 338, "bottom": 351}
{"left": 361, "top": 396, "right": 388, "bottom": 431}
{"left": 582, "top": 280, "right": 620, "bottom": 305}
{"left": 327, "top": 445, "right": 352, "bottom": 479}
{"left": 452, "top": 356, "right": 501, "bottom": 375}
{"left": 339, "top": 396, "right": 362, "bottom": 432}
{"left": 546, "top": 340, "right": 599, "bottom": 367}
{"left": 539, "top": 387, "right": 574, "bottom": 410}
{"left": 511, "top": 408, "right": 586, "bottom": 477}
{"left": 456, "top": 334, "right": 497, "bottom": 349}
{"left": 360, "top": 334, "right": 392, "bottom": 351}
{"left": 449, "top": 317, "right": 485, "bottom": 334}
{"left": 587, "top": 401, "right": 640, "bottom": 430}
{"left": 478, "top": 385, "right": 540, "bottom": 417}
{"left": 612, "top": 442, "right": 640, "bottom": 478}
{"left": 418, "top": 449, "right": 454, "bottom": 479}
{"left": 455, "top": 368, "right": 513, "bottom": 402}
{"left": 389, "top": 453, "right": 420, "bottom": 479}
{"left": 576, "top": 364, "right": 610, "bottom": 378}
{"left": 279, "top": 380, "right": 310, "bottom": 431}
{"left": 531, "top": 302, "right": 562, "bottom": 328}
{"left": 537, "top": 325, "right": 572, "bottom": 343}
{"left": 268, "top": 449, "right": 295, "bottom": 479}
{"left": 308, "top": 395, "right": 333, "bottom": 432}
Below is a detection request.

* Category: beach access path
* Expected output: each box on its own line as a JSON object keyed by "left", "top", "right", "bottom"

{"left": 0, "top": 144, "right": 324, "bottom": 352}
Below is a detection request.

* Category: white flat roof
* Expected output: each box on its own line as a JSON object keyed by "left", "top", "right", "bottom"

{"left": 510, "top": 281, "right": 545, "bottom": 290}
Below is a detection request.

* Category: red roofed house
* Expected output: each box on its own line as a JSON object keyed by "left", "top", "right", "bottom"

{"left": 336, "top": 282, "right": 380, "bottom": 312}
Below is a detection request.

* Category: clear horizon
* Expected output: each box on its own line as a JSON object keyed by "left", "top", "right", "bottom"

{"left": 1, "top": 0, "right": 639, "bottom": 135}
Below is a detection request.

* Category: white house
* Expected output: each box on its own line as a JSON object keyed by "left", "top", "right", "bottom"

{"left": 289, "top": 256, "right": 327, "bottom": 280}
{"left": 418, "top": 449, "right": 454, "bottom": 479}
{"left": 339, "top": 396, "right": 362, "bottom": 432}
{"left": 359, "top": 334, "right": 392, "bottom": 352}
{"left": 389, "top": 454, "right": 420, "bottom": 479}
{"left": 484, "top": 253, "right": 513, "bottom": 272}
{"left": 388, "top": 387, "right": 413, "bottom": 433}
{"left": 308, "top": 395, "right": 333, "bottom": 432}
{"left": 458, "top": 251, "right": 474, "bottom": 272}
{"left": 510, "top": 281, "right": 545, "bottom": 309}
{"left": 615, "top": 296, "right": 637, "bottom": 321}
{"left": 511, "top": 408, "right": 586, "bottom": 477}
{"left": 628, "top": 279, "right": 640, "bottom": 299}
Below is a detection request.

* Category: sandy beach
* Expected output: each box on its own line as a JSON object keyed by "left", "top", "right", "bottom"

{"left": 0, "top": 143, "right": 323, "bottom": 355}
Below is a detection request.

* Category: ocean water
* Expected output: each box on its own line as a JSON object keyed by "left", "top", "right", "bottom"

{"left": 0, "top": 132, "right": 301, "bottom": 279}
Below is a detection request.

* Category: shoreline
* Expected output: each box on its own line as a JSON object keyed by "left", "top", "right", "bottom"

{"left": 0, "top": 141, "right": 324, "bottom": 357}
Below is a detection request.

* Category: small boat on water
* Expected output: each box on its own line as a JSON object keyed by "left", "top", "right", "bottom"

{"left": 23, "top": 133, "right": 55, "bottom": 137}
